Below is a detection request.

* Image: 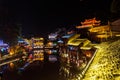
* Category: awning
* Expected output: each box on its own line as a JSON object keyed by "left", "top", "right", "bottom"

{"left": 80, "top": 46, "right": 92, "bottom": 50}
{"left": 62, "top": 33, "right": 74, "bottom": 38}
{"left": 67, "top": 39, "right": 86, "bottom": 46}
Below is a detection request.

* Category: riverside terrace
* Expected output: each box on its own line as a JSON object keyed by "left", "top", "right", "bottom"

{"left": 61, "top": 37, "right": 120, "bottom": 80}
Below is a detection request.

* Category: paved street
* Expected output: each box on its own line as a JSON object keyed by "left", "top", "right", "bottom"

{"left": 82, "top": 40, "right": 120, "bottom": 80}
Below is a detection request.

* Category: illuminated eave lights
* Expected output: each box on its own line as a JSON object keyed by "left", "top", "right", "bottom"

{"left": 76, "top": 25, "right": 93, "bottom": 29}
{"left": 80, "top": 46, "right": 92, "bottom": 50}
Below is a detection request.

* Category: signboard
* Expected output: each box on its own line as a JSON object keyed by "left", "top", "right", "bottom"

{"left": 48, "top": 33, "right": 58, "bottom": 41}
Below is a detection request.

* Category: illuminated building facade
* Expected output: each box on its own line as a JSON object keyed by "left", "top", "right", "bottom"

{"left": 76, "top": 17, "right": 101, "bottom": 29}
{"left": 31, "top": 37, "right": 44, "bottom": 49}
{"left": 75, "top": 18, "right": 100, "bottom": 39}
{"left": 81, "top": 17, "right": 101, "bottom": 27}
{"left": 67, "top": 34, "right": 93, "bottom": 68}
{"left": 31, "top": 37, "right": 44, "bottom": 61}
{"left": 76, "top": 18, "right": 113, "bottom": 42}
{"left": 45, "top": 33, "right": 59, "bottom": 62}
{"left": 89, "top": 25, "right": 112, "bottom": 42}
{"left": 18, "top": 37, "right": 29, "bottom": 47}
{"left": 59, "top": 33, "right": 75, "bottom": 63}
{"left": 0, "top": 40, "right": 9, "bottom": 57}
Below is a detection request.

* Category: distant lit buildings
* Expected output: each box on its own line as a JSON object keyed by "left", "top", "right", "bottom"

{"left": 31, "top": 37, "right": 44, "bottom": 49}
{"left": 59, "top": 32, "right": 75, "bottom": 63}
{"left": 44, "top": 32, "right": 60, "bottom": 62}
{"left": 0, "top": 40, "right": 9, "bottom": 57}
{"left": 75, "top": 18, "right": 113, "bottom": 42}
{"left": 31, "top": 37, "right": 44, "bottom": 61}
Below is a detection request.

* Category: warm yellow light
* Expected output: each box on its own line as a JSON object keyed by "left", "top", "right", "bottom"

{"left": 48, "top": 42, "right": 52, "bottom": 46}
{"left": 9, "top": 62, "right": 15, "bottom": 69}
{"left": 10, "top": 52, "right": 14, "bottom": 55}
{"left": 40, "top": 37, "right": 44, "bottom": 40}
{"left": 48, "top": 50, "right": 52, "bottom": 54}
{"left": 86, "top": 52, "right": 92, "bottom": 57}
{"left": 92, "top": 64, "right": 99, "bottom": 70}
{"left": 40, "top": 57, "right": 44, "bottom": 61}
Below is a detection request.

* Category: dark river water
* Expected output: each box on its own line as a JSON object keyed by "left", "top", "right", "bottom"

{"left": 1, "top": 60, "right": 79, "bottom": 80}
{"left": 0, "top": 47, "right": 96, "bottom": 80}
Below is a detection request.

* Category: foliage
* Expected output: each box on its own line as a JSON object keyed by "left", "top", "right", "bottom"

{"left": 0, "top": 24, "right": 21, "bottom": 46}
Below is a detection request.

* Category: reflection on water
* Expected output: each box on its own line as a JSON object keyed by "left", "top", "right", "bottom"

{"left": 0, "top": 58, "right": 83, "bottom": 80}
{"left": 59, "top": 61, "right": 83, "bottom": 80}
{"left": 0, "top": 48, "right": 97, "bottom": 80}
{"left": 9, "top": 62, "right": 15, "bottom": 70}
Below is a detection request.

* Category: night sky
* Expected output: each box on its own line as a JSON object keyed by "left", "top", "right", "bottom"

{"left": 0, "top": 0, "right": 113, "bottom": 37}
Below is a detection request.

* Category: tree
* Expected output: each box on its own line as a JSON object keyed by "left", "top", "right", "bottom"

{"left": 0, "top": 24, "right": 21, "bottom": 46}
